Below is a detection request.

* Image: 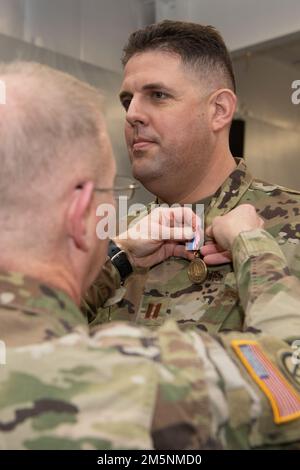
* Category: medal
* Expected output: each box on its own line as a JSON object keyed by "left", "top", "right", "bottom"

{"left": 187, "top": 252, "right": 207, "bottom": 284}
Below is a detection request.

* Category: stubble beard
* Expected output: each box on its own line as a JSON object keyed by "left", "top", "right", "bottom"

{"left": 130, "top": 147, "right": 188, "bottom": 201}
{"left": 130, "top": 149, "right": 167, "bottom": 185}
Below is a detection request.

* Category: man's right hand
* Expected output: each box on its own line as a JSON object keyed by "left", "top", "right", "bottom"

{"left": 201, "top": 204, "right": 264, "bottom": 265}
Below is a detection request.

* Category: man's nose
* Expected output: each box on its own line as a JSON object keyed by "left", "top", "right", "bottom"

{"left": 126, "top": 97, "right": 149, "bottom": 127}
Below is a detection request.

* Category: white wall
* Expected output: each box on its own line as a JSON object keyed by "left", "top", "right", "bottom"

{"left": 1, "top": 0, "right": 298, "bottom": 67}
{"left": 0, "top": 0, "right": 151, "bottom": 73}
{"left": 156, "top": 0, "right": 300, "bottom": 52}
{"left": 0, "top": 0, "right": 24, "bottom": 39}
{"left": 233, "top": 55, "right": 300, "bottom": 189}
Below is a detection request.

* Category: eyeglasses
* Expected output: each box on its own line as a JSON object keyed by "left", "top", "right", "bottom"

{"left": 93, "top": 175, "right": 139, "bottom": 201}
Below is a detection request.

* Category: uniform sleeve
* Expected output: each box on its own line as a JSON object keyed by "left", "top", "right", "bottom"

{"left": 232, "top": 228, "right": 300, "bottom": 340}
{"left": 81, "top": 257, "right": 122, "bottom": 323}
{"left": 152, "top": 321, "right": 300, "bottom": 449}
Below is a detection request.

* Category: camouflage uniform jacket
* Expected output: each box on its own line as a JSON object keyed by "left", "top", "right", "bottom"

{"left": 0, "top": 231, "right": 300, "bottom": 449}
{"left": 84, "top": 158, "right": 300, "bottom": 332}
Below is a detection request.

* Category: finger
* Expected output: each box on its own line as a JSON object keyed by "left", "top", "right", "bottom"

{"left": 168, "top": 209, "right": 175, "bottom": 228}
{"left": 133, "top": 239, "right": 196, "bottom": 268}
{"left": 168, "top": 226, "right": 195, "bottom": 240}
{"left": 203, "top": 251, "right": 232, "bottom": 265}
{"left": 170, "top": 206, "right": 199, "bottom": 231}
{"left": 149, "top": 207, "right": 200, "bottom": 240}
{"left": 148, "top": 207, "right": 164, "bottom": 226}
{"left": 152, "top": 207, "right": 181, "bottom": 229}
{"left": 200, "top": 243, "right": 224, "bottom": 256}
{"left": 172, "top": 244, "right": 195, "bottom": 260}
{"left": 154, "top": 226, "right": 195, "bottom": 241}
{"left": 137, "top": 241, "right": 188, "bottom": 266}
{"left": 159, "top": 207, "right": 202, "bottom": 244}
{"left": 206, "top": 225, "right": 213, "bottom": 237}
{"left": 158, "top": 208, "right": 163, "bottom": 227}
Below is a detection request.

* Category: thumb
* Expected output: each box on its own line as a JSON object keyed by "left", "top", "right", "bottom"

{"left": 206, "top": 225, "right": 213, "bottom": 238}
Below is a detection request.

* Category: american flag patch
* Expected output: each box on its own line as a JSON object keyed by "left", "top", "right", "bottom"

{"left": 231, "top": 340, "right": 300, "bottom": 424}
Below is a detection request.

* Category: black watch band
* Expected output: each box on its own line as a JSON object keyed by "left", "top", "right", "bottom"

{"left": 108, "top": 240, "right": 133, "bottom": 282}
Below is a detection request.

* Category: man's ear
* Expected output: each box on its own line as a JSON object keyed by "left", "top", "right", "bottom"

{"left": 67, "top": 181, "right": 94, "bottom": 252}
{"left": 209, "top": 89, "right": 237, "bottom": 132}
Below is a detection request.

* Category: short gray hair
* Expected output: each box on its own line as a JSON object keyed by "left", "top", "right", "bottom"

{"left": 0, "top": 62, "right": 106, "bottom": 251}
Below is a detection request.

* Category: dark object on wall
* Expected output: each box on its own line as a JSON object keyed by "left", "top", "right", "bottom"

{"left": 229, "top": 118, "right": 245, "bottom": 158}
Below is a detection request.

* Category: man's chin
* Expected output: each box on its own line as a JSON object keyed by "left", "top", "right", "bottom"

{"left": 131, "top": 158, "right": 163, "bottom": 186}
{"left": 132, "top": 164, "right": 161, "bottom": 185}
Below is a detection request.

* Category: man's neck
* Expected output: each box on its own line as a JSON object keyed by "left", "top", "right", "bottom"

{"left": 160, "top": 151, "right": 237, "bottom": 205}
{"left": 0, "top": 257, "right": 80, "bottom": 305}
{"left": 178, "top": 153, "right": 237, "bottom": 204}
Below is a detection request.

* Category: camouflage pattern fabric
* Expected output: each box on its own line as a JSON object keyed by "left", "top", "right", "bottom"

{"left": 232, "top": 229, "right": 300, "bottom": 342}
{"left": 83, "top": 258, "right": 122, "bottom": 325}
{"left": 1, "top": 230, "right": 300, "bottom": 449}
{"left": 85, "top": 159, "right": 300, "bottom": 333}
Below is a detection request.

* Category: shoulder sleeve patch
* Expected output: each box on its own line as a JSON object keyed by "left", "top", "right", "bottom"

{"left": 231, "top": 339, "right": 300, "bottom": 424}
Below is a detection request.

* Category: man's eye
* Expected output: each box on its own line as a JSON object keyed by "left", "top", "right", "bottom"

{"left": 152, "top": 91, "right": 168, "bottom": 100}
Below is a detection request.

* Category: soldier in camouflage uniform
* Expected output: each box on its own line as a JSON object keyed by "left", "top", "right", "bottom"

{"left": 1, "top": 200, "right": 300, "bottom": 448}
{"left": 0, "top": 61, "right": 195, "bottom": 449}
{"left": 85, "top": 20, "right": 300, "bottom": 333}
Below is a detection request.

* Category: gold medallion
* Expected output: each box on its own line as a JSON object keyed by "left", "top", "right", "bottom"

{"left": 187, "top": 257, "right": 207, "bottom": 284}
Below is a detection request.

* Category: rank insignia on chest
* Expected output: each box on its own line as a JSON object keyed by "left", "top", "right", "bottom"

{"left": 144, "top": 303, "right": 162, "bottom": 320}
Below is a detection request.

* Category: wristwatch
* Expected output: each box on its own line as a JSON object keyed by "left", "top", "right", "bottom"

{"left": 108, "top": 240, "right": 133, "bottom": 282}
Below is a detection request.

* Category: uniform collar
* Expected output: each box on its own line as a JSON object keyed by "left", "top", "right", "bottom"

{"left": 205, "top": 158, "right": 254, "bottom": 225}
{"left": 0, "top": 270, "right": 87, "bottom": 346}
{"left": 154, "top": 158, "right": 253, "bottom": 223}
